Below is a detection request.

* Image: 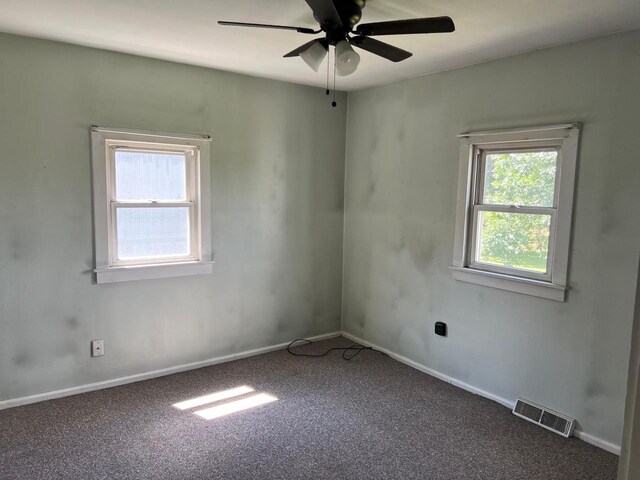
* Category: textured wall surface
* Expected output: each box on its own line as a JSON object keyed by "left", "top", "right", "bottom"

{"left": 342, "top": 30, "right": 640, "bottom": 444}
{"left": 0, "top": 33, "right": 346, "bottom": 401}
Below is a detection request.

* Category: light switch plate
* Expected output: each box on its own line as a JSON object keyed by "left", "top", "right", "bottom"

{"left": 91, "top": 339, "right": 104, "bottom": 357}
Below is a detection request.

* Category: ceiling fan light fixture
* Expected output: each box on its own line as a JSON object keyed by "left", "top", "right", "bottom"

{"left": 335, "top": 40, "right": 360, "bottom": 76}
{"left": 299, "top": 41, "right": 328, "bottom": 72}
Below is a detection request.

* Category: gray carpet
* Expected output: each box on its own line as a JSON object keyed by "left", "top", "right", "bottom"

{"left": 0, "top": 337, "right": 618, "bottom": 479}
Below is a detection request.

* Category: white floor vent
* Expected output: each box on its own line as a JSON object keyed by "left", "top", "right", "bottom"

{"left": 512, "top": 398, "right": 575, "bottom": 438}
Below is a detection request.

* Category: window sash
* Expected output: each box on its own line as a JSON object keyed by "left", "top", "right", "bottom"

{"left": 466, "top": 146, "right": 562, "bottom": 282}
{"left": 110, "top": 203, "right": 197, "bottom": 266}
{"left": 468, "top": 206, "right": 556, "bottom": 281}
{"left": 106, "top": 143, "right": 200, "bottom": 267}
{"left": 113, "top": 148, "right": 189, "bottom": 202}
{"left": 476, "top": 147, "right": 560, "bottom": 209}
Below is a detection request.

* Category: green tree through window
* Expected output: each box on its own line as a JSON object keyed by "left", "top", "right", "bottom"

{"left": 477, "top": 151, "right": 557, "bottom": 273}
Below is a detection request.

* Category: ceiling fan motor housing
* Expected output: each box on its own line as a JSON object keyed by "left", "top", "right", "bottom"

{"left": 318, "top": 0, "right": 366, "bottom": 38}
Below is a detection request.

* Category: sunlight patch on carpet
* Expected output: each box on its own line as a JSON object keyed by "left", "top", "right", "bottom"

{"left": 172, "top": 386, "right": 254, "bottom": 410}
{"left": 194, "top": 393, "right": 278, "bottom": 420}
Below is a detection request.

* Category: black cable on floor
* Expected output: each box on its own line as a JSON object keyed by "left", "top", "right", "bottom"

{"left": 287, "top": 338, "right": 382, "bottom": 361}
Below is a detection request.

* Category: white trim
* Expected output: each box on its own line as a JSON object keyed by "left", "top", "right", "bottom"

{"left": 91, "top": 127, "right": 213, "bottom": 284}
{"left": 452, "top": 123, "right": 581, "bottom": 300}
{"left": 341, "top": 331, "right": 514, "bottom": 408}
{"left": 573, "top": 430, "right": 622, "bottom": 455}
{"left": 91, "top": 125, "right": 211, "bottom": 142}
{"left": 449, "top": 266, "right": 567, "bottom": 302}
{"left": 341, "top": 331, "right": 621, "bottom": 455}
{"left": 94, "top": 260, "right": 215, "bottom": 284}
{"left": 0, "top": 331, "right": 342, "bottom": 411}
{"left": 551, "top": 126, "right": 579, "bottom": 288}
{"left": 458, "top": 123, "right": 579, "bottom": 139}
{"left": 452, "top": 138, "right": 474, "bottom": 268}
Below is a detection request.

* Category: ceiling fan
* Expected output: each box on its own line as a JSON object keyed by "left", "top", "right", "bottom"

{"left": 219, "top": 0, "right": 455, "bottom": 77}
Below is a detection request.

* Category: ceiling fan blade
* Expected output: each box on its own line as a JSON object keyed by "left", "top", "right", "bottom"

{"left": 284, "top": 39, "right": 328, "bottom": 58}
{"left": 355, "top": 16, "right": 455, "bottom": 36}
{"left": 304, "top": 0, "right": 342, "bottom": 28}
{"left": 350, "top": 36, "right": 412, "bottom": 62}
{"left": 218, "top": 21, "right": 317, "bottom": 34}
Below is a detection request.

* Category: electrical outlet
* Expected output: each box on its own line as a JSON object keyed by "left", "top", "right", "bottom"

{"left": 91, "top": 339, "right": 104, "bottom": 357}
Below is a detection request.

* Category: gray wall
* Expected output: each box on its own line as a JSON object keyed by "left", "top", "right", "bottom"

{"left": 0, "top": 33, "right": 346, "bottom": 401}
{"left": 342, "top": 30, "right": 640, "bottom": 444}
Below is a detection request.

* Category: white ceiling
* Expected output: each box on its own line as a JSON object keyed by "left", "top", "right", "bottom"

{"left": 0, "top": 0, "right": 639, "bottom": 91}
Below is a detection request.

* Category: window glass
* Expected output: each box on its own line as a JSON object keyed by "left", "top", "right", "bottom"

{"left": 116, "top": 207, "right": 190, "bottom": 259}
{"left": 115, "top": 151, "right": 187, "bottom": 201}
{"left": 483, "top": 150, "right": 557, "bottom": 207}
{"left": 476, "top": 211, "right": 551, "bottom": 273}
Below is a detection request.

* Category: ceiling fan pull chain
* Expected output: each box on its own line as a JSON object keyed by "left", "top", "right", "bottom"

{"left": 332, "top": 48, "right": 337, "bottom": 108}
{"left": 326, "top": 47, "right": 330, "bottom": 96}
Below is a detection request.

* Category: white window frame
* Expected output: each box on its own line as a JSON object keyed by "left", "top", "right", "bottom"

{"left": 450, "top": 123, "right": 581, "bottom": 301}
{"left": 91, "top": 126, "right": 213, "bottom": 284}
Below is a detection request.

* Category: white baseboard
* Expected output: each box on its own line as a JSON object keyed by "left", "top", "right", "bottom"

{"left": 342, "top": 331, "right": 621, "bottom": 456}
{"left": 0, "top": 331, "right": 341, "bottom": 411}
{"left": 573, "top": 430, "right": 622, "bottom": 455}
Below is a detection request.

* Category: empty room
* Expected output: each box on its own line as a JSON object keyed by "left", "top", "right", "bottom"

{"left": 1, "top": 1, "right": 640, "bottom": 479}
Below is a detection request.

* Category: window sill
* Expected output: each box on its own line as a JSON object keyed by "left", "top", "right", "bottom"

{"left": 94, "top": 261, "right": 214, "bottom": 284}
{"left": 449, "top": 266, "right": 567, "bottom": 301}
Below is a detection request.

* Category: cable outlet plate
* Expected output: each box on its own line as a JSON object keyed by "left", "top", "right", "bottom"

{"left": 91, "top": 339, "right": 104, "bottom": 357}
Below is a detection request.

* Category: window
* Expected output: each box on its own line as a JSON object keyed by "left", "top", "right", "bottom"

{"left": 451, "top": 124, "right": 581, "bottom": 301}
{"left": 91, "top": 127, "right": 213, "bottom": 283}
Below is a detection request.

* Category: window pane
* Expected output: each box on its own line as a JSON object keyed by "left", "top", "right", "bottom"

{"left": 476, "top": 211, "right": 551, "bottom": 273}
{"left": 483, "top": 150, "right": 557, "bottom": 207}
{"left": 116, "top": 207, "right": 190, "bottom": 259}
{"left": 115, "top": 151, "right": 187, "bottom": 200}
